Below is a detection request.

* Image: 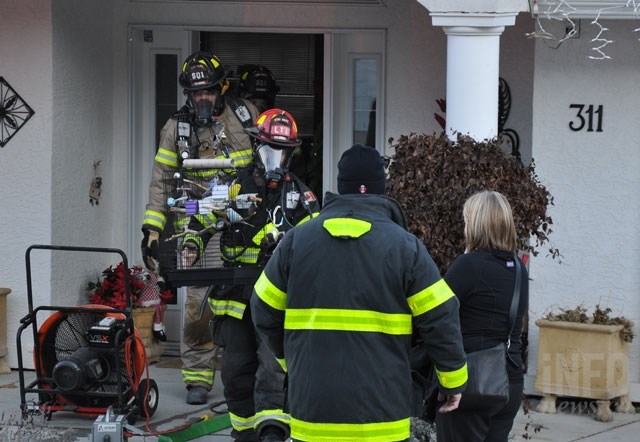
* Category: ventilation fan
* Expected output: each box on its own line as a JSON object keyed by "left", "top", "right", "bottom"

{"left": 18, "top": 245, "right": 159, "bottom": 423}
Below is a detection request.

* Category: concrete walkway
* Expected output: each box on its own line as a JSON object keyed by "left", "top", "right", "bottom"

{"left": 1, "top": 357, "right": 638, "bottom": 441}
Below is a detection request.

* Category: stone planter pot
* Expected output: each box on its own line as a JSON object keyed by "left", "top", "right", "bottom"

{"left": 0, "top": 288, "right": 10, "bottom": 373}
{"left": 131, "top": 306, "right": 164, "bottom": 364}
{"left": 534, "top": 319, "right": 635, "bottom": 421}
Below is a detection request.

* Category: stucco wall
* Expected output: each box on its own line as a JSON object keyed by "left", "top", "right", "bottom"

{"left": 528, "top": 18, "right": 640, "bottom": 394}
{"left": 0, "top": 0, "right": 53, "bottom": 369}
{"left": 50, "top": 0, "right": 117, "bottom": 306}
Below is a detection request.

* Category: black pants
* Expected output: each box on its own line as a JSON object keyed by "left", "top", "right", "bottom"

{"left": 435, "top": 382, "right": 524, "bottom": 442}
{"left": 213, "top": 310, "right": 288, "bottom": 441}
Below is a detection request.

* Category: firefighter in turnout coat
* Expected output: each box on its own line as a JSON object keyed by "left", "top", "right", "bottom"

{"left": 251, "top": 144, "right": 468, "bottom": 442}
{"left": 207, "top": 109, "right": 320, "bottom": 442}
{"left": 141, "top": 51, "right": 258, "bottom": 405}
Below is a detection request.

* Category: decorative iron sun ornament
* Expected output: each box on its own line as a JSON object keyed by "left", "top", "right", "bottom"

{"left": 0, "top": 76, "right": 35, "bottom": 147}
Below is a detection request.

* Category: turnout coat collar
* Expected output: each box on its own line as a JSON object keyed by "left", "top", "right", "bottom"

{"left": 320, "top": 192, "right": 408, "bottom": 230}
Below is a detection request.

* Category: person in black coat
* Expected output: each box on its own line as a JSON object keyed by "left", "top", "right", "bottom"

{"left": 436, "top": 190, "right": 529, "bottom": 442}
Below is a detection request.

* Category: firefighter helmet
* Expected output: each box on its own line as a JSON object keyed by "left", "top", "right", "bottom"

{"left": 238, "top": 65, "right": 280, "bottom": 101}
{"left": 179, "top": 52, "right": 229, "bottom": 92}
{"left": 246, "top": 108, "right": 301, "bottom": 147}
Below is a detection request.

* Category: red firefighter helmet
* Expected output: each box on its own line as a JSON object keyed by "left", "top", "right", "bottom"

{"left": 246, "top": 108, "right": 301, "bottom": 147}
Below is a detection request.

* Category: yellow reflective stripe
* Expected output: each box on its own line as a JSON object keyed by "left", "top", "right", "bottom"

{"left": 253, "top": 223, "right": 277, "bottom": 246}
{"left": 208, "top": 297, "right": 246, "bottom": 319}
{"left": 276, "top": 357, "right": 287, "bottom": 372}
{"left": 290, "top": 417, "right": 410, "bottom": 442}
{"left": 254, "top": 272, "right": 287, "bottom": 311}
{"left": 436, "top": 363, "right": 468, "bottom": 389}
{"left": 407, "top": 279, "right": 455, "bottom": 316}
{"left": 181, "top": 369, "right": 214, "bottom": 386}
{"left": 228, "top": 149, "right": 253, "bottom": 168}
{"left": 229, "top": 412, "right": 255, "bottom": 431}
{"left": 144, "top": 209, "right": 167, "bottom": 230}
{"left": 323, "top": 218, "right": 371, "bottom": 238}
{"left": 296, "top": 212, "right": 319, "bottom": 226}
{"left": 173, "top": 215, "right": 191, "bottom": 232}
{"left": 155, "top": 147, "right": 178, "bottom": 167}
{"left": 194, "top": 213, "right": 218, "bottom": 232}
{"left": 254, "top": 409, "right": 290, "bottom": 428}
{"left": 221, "top": 246, "right": 260, "bottom": 263}
{"left": 284, "top": 309, "right": 412, "bottom": 335}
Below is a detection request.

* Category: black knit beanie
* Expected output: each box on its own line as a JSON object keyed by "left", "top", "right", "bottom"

{"left": 337, "top": 144, "right": 386, "bottom": 195}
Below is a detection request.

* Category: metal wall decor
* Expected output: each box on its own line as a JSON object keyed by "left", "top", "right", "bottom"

{"left": 0, "top": 76, "right": 35, "bottom": 147}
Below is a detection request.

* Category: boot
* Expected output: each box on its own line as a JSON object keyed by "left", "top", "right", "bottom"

{"left": 153, "top": 323, "right": 167, "bottom": 341}
{"left": 186, "top": 386, "right": 208, "bottom": 405}
{"left": 152, "top": 329, "right": 167, "bottom": 341}
{"left": 259, "top": 426, "right": 286, "bottom": 442}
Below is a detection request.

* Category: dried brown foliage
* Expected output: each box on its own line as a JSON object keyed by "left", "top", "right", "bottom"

{"left": 544, "top": 304, "right": 635, "bottom": 342}
{"left": 386, "top": 132, "right": 558, "bottom": 274}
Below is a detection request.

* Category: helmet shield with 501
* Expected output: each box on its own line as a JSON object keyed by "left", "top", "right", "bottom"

{"left": 179, "top": 52, "right": 229, "bottom": 91}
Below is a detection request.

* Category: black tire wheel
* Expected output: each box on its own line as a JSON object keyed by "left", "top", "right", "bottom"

{"left": 136, "top": 378, "right": 159, "bottom": 418}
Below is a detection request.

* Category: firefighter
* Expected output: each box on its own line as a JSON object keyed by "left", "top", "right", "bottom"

{"left": 237, "top": 64, "right": 280, "bottom": 114}
{"left": 195, "top": 109, "right": 320, "bottom": 442}
{"left": 141, "top": 51, "right": 259, "bottom": 405}
{"left": 251, "top": 145, "right": 469, "bottom": 442}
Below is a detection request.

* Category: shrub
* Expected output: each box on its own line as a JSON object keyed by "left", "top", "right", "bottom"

{"left": 386, "top": 132, "right": 558, "bottom": 274}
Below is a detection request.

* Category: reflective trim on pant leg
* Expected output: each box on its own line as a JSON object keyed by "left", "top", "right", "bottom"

{"left": 229, "top": 411, "right": 257, "bottom": 432}
{"left": 253, "top": 409, "right": 291, "bottom": 429}
{"left": 181, "top": 369, "right": 215, "bottom": 387}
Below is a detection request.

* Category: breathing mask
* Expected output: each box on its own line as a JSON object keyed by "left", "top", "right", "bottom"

{"left": 256, "top": 143, "right": 293, "bottom": 186}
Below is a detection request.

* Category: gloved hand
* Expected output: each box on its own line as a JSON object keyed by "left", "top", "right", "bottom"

{"left": 262, "top": 230, "right": 285, "bottom": 249}
{"left": 141, "top": 229, "right": 160, "bottom": 272}
{"left": 180, "top": 240, "right": 200, "bottom": 268}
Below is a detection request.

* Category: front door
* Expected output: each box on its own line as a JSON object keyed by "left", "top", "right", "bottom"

{"left": 129, "top": 27, "right": 385, "bottom": 353}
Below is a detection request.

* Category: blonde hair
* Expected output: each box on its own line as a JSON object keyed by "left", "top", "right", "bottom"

{"left": 463, "top": 190, "right": 517, "bottom": 253}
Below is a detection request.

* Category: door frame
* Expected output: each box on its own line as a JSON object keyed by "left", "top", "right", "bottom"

{"left": 128, "top": 25, "right": 386, "bottom": 349}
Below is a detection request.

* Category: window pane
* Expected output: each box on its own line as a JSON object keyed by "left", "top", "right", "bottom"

{"left": 156, "top": 54, "right": 178, "bottom": 148}
{"left": 353, "top": 58, "right": 377, "bottom": 147}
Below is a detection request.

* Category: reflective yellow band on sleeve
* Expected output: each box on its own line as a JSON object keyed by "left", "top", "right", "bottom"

{"left": 144, "top": 209, "right": 167, "bottom": 230}
{"left": 252, "top": 222, "right": 277, "bottom": 247}
{"left": 290, "top": 417, "right": 410, "bottom": 442}
{"left": 322, "top": 218, "right": 371, "bottom": 238}
{"left": 407, "top": 279, "right": 455, "bottom": 316}
{"left": 284, "top": 308, "right": 412, "bottom": 335}
{"left": 155, "top": 147, "right": 178, "bottom": 167}
{"left": 254, "top": 272, "right": 287, "bottom": 311}
{"left": 228, "top": 149, "right": 253, "bottom": 168}
{"left": 436, "top": 363, "right": 468, "bottom": 389}
{"left": 221, "top": 246, "right": 261, "bottom": 263}
{"left": 208, "top": 298, "right": 246, "bottom": 319}
{"left": 276, "top": 357, "right": 287, "bottom": 372}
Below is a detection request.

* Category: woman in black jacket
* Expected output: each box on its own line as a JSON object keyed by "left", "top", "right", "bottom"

{"left": 436, "top": 190, "right": 529, "bottom": 442}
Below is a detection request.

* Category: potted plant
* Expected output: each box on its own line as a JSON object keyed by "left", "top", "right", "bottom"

{"left": 535, "top": 304, "right": 635, "bottom": 421}
{"left": 86, "top": 262, "right": 172, "bottom": 363}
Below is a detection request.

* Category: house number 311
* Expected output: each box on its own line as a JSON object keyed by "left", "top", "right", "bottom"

{"left": 569, "top": 104, "right": 603, "bottom": 132}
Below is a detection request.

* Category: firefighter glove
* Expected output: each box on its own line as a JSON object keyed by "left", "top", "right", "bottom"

{"left": 141, "top": 229, "right": 160, "bottom": 272}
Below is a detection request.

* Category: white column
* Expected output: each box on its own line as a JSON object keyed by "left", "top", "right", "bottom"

{"left": 431, "top": 13, "right": 518, "bottom": 142}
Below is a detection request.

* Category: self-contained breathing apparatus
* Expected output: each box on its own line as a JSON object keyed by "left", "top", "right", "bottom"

{"left": 160, "top": 108, "right": 317, "bottom": 284}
